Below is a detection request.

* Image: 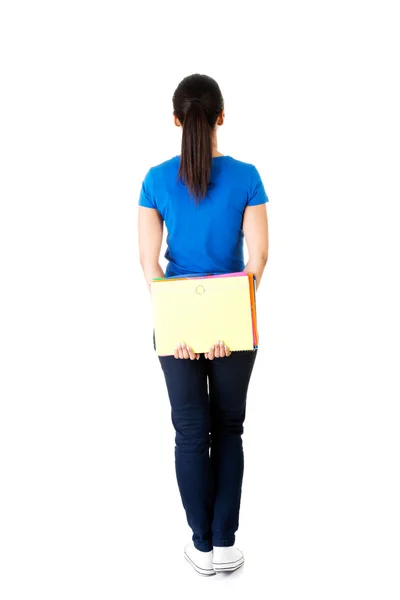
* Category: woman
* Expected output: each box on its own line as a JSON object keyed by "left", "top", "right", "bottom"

{"left": 138, "top": 74, "right": 269, "bottom": 576}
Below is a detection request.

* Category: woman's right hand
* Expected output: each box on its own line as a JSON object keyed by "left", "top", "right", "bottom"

{"left": 174, "top": 342, "right": 200, "bottom": 360}
{"left": 205, "top": 340, "right": 231, "bottom": 360}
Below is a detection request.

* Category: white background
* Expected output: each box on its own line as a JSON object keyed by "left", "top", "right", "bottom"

{"left": 1, "top": 1, "right": 399, "bottom": 598}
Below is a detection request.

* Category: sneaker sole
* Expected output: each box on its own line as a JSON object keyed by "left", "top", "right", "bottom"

{"left": 212, "top": 557, "right": 245, "bottom": 572}
{"left": 184, "top": 552, "right": 216, "bottom": 576}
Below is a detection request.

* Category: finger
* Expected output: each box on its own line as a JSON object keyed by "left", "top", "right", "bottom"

{"left": 214, "top": 341, "right": 220, "bottom": 359}
{"left": 174, "top": 346, "right": 179, "bottom": 359}
{"left": 224, "top": 344, "right": 232, "bottom": 357}
{"left": 204, "top": 352, "right": 209, "bottom": 359}
{"left": 187, "top": 344, "right": 196, "bottom": 360}
{"left": 208, "top": 345, "right": 215, "bottom": 360}
{"left": 219, "top": 340, "right": 225, "bottom": 358}
{"left": 196, "top": 354, "right": 200, "bottom": 360}
{"left": 178, "top": 342, "right": 185, "bottom": 359}
{"left": 181, "top": 343, "right": 190, "bottom": 359}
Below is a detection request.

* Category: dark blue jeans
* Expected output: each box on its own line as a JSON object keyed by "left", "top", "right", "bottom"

{"left": 158, "top": 347, "right": 257, "bottom": 552}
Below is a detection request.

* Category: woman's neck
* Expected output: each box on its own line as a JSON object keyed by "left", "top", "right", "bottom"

{"left": 211, "top": 137, "right": 224, "bottom": 157}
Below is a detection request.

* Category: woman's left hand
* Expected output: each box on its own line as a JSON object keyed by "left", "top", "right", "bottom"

{"left": 174, "top": 342, "right": 200, "bottom": 360}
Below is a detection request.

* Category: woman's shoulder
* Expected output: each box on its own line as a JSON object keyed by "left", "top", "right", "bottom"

{"left": 226, "top": 155, "right": 260, "bottom": 172}
{"left": 140, "top": 156, "right": 179, "bottom": 188}
{"left": 219, "top": 156, "right": 264, "bottom": 189}
{"left": 147, "top": 154, "right": 258, "bottom": 171}
{"left": 149, "top": 155, "right": 180, "bottom": 172}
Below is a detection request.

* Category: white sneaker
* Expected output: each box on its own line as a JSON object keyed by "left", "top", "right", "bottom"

{"left": 212, "top": 546, "right": 244, "bottom": 572}
{"left": 184, "top": 541, "right": 216, "bottom": 576}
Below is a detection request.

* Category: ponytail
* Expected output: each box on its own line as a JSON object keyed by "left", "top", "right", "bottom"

{"left": 172, "top": 74, "right": 224, "bottom": 204}
{"left": 178, "top": 100, "right": 213, "bottom": 204}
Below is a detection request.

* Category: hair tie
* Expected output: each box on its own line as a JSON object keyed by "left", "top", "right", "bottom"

{"left": 189, "top": 97, "right": 201, "bottom": 103}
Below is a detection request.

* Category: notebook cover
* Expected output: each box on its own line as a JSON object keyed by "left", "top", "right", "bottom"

{"left": 151, "top": 274, "right": 255, "bottom": 356}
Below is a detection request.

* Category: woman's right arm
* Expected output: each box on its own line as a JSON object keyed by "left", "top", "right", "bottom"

{"left": 243, "top": 203, "right": 269, "bottom": 291}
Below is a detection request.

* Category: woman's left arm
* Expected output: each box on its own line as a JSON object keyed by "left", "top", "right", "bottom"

{"left": 138, "top": 206, "right": 165, "bottom": 290}
{"left": 138, "top": 206, "right": 199, "bottom": 360}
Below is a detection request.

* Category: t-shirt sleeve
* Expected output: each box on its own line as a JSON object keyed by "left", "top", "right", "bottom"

{"left": 246, "top": 165, "right": 269, "bottom": 207}
{"left": 138, "top": 168, "right": 157, "bottom": 209}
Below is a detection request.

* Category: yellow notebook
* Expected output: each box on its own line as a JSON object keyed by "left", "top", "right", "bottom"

{"left": 151, "top": 273, "right": 256, "bottom": 356}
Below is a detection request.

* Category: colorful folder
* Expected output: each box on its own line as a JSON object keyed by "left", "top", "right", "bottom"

{"left": 151, "top": 272, "right": 258, "bottom": 356}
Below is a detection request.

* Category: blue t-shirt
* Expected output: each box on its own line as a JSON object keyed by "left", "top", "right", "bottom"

{"left": 138, "top": 155, "right": 269, "bottom": 278}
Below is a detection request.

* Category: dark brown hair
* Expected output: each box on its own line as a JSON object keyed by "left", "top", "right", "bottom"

{"left": 172, "top": 74, "right": 224, "bottom": 204}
